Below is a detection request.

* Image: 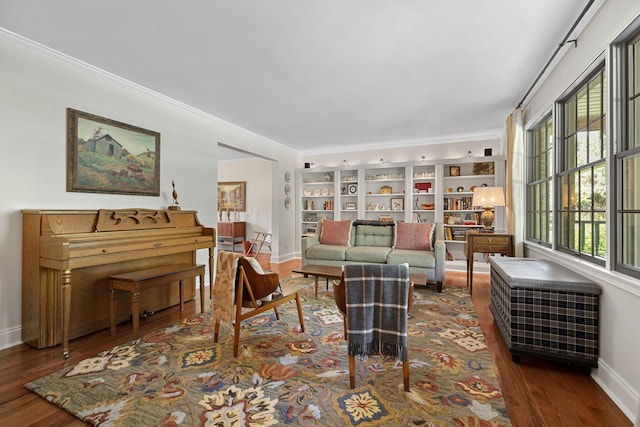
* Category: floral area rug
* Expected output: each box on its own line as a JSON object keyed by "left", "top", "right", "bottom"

{"left": 25, "top": 277, "right": 511, "bottom": 426}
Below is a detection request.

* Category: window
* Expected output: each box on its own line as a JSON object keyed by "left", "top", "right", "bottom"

{"left": 617, "top": 32, "right": 640, "bottom": 278}
{"left": 527, "top": 115, "right": 553, "bottom": 245}
{"left": 557, "top": 67, "right": 607, "bottom": 265}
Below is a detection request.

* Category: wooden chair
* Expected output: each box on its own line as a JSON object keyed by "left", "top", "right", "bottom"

{"left": 214, "top": 257, "right": 305, "bottom": 357}
{"left": 245, "top": 231, "right": 272, "bottom": 256}
{"left": 242, "top": 240, "right": 252, "bottom": 256}
{"left": 333, "top": 263, "right": 412, "bottom": 391}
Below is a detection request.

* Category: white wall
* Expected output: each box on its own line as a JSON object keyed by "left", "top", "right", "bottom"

{"left": 0, "top": 31, "right": 299, "bottom": 350}
{"left": 522, "top": 0, "right": 640, "bottom": 421}
{"left": 218, "top": 158, "right": 274, "bottom": 250}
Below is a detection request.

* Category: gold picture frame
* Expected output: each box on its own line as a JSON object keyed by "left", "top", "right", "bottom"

{"left": 472, "top": 161, "right": 495, "bottom": 175}
{"left": 449, "top": 166, "right": 461, "bottom": 177}
{"left": 67, "top": 108, "right": 160, "bottom": 195}
{"left": 218, "top": 181, "right": 246, "bottom": 211}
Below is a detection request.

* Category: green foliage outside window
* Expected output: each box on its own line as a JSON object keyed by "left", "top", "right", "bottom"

{"left": 558, "top": 69, "right": 606, "bottom": 264}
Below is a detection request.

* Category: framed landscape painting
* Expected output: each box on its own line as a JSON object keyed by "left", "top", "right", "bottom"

{"left": 67, "top": 108, "right": 160, "bottom": 195}
{"left": 218, "top": 181, "right": 246, "bottom": 212}
{"left": 472, "top": 161, "right": 495, "bottom": 175}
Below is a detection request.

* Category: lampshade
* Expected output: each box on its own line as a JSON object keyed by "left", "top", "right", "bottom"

{"left": 472, "top": 187, "right": 505, "bottom": 231}
{"left": 472, "top": 187, "right": 505, "bottom": 208}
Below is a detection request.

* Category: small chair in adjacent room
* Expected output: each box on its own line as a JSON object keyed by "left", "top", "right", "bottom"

{"left": 245, "top": 230, "right": 272, "bottom": 257}
{"left": 242, "top": 240, "right": 252, "bottom": 256}
{"left": 335, "top": 263, "right": 412, "bottom": 391}
{"left": 212, "top": 251, "right": 305, "bottom": 357}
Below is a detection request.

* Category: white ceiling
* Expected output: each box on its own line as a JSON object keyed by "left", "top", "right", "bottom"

{"left": 0, "top": 0, "right": 589, "bottom": 155}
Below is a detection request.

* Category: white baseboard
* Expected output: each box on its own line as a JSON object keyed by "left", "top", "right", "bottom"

{"left": 592, "top": 360, "right": 639, "bottom": 423}
{"left": 0, "top": 325, "right": 23, "bottom": 351}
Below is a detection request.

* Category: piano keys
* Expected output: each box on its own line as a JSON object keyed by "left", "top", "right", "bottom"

{"left": 22, "top": 208, "right": 215, "bottom": 357}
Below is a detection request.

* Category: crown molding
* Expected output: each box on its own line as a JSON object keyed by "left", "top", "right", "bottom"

{"left": 0, "top": 27, "right": 288, "bottom": 148}
{"left": 303, "top": 129, "right": 504, "bottom": 156}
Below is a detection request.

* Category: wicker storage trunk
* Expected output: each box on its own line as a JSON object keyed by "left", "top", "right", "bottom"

{"left": 489, "top": 257, "right": 601, "bottom": 368}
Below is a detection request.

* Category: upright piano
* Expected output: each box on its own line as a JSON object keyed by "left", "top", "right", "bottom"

{"left": 22, "top": 208, "right": 215, "bottom": 357}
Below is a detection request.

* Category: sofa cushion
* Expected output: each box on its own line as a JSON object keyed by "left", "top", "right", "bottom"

{"left": 354, "top": 224, "right": 394, "bottom": 247}
{"left": 345, "top": 246, "right": 392, "bottom": 263}
{"left": 320, "top": 219, "right": 352, "bottom": 246}
{"left": 394, "top": 222, "right": 434, "bottom": 251}
{"left": 387, "top": 249, "right": 435, "bottom": 268}
{"left": 307, "top": 244, "right": 348, "bottom": 261}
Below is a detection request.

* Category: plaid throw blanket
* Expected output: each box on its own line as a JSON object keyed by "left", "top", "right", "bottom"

{"left": 344, "top": 263, "right": 410, "bottom": 361}
{"left": 211, "top": 250, "right": 243, "bottom": 326}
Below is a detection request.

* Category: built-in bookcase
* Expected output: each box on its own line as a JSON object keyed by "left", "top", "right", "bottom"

{"left": 297, "top": 156, "right": 505, "bottom": 268}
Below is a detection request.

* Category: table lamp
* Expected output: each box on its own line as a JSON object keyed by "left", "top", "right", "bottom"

{"left": 472, "top": 186, "right": 505, "bottom": 231}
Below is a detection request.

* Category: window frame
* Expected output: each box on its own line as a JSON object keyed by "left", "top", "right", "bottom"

{"left": 526, "top": 113, "right": 553, "bottom": 246}
{"left": 555, "top": 65, "right": 607, "bottom": 266}
{"left": 614, "top": 29, "right": 640, "bottom": 279}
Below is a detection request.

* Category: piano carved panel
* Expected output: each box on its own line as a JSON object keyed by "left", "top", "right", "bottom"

{"left": 22, "top": 209, "right": 215, "bottom": 352}
{"left": 96, "top": 209, "right": 176, "bottom": 232}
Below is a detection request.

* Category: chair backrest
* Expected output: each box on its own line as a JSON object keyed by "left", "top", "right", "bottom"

{"left": 237, "top": 257, "right": 279, "bottom": 302}
{"left": 342, "top": 263, "right": 410, "bottom": 360}
{"left": 334, "top": 268, "right": 414, "bottom": 315}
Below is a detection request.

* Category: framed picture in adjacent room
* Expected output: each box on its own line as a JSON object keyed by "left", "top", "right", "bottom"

{"left": 218, "top": 181, "right": 246, "bottom": 211}
{"left": 66, "top": 108, "right": 160, "bottom": 195}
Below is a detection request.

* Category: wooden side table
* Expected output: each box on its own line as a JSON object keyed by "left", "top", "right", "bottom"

{"left": 217, "top": 221, "right": 246, "bottom": 252}
{"left": 465, "top": 231, "right": 514, "bottom": 294}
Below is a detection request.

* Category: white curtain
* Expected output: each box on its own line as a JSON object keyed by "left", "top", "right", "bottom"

{"left": 506, "top": 108, "right": 525, "bottom": 257}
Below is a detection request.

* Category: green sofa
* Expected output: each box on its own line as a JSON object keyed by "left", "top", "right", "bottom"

{"left": 301, "top": 219, "right": 445, "bottom": 292}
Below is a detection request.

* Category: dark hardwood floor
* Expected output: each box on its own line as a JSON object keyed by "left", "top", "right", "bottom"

{"left": 0, "top": 257, "right": 631, "bottom": 426}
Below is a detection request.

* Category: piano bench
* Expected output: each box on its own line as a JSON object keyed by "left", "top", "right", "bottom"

{"left": 109, "top": 263, "right": 206, "bottom": 339}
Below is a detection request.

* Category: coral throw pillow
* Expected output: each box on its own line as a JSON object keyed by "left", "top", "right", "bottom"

{"left": 394, "top": 222, "right": 433, "bottom": 251}
{"left": 320, "top": 219, "right": 352, "bottom": 246}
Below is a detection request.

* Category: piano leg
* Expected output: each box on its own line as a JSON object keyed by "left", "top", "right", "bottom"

{"left": 131, "top": 289, "right": 141, "bottom": 339}
{"left": 61, "top": 269, "right": 72, "bottom": 359}
{"left": 110, "top": 288, "right": 117, "bottom": 336}
{"left": 199, "top": 273, "right": 206, "bottom": 313}
{"left": 208, "top": 247, "right": 215, "bottom": 300}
